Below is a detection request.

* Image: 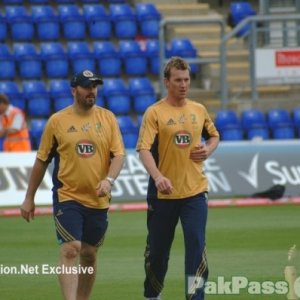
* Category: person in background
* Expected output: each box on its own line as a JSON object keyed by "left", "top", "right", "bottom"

{"left": 136, "top": 57, "right": 220, "bottom": 300}
{"left": 20, "top": 70, "right": 125, "bottom": 300}
{"left": 0, "top": 93, "right": 31, "bottom": 151}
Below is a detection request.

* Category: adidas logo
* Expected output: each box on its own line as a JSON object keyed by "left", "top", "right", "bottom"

{"left": 56, "top": 209, "right": 63, "bottom": 217}
{"left": 67, "top": 126, "right": 77, "bottom": 133}
{"left": 167, "top": 118, "right": 176, "bottom": 125}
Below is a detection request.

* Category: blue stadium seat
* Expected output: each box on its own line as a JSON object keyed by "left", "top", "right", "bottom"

{"left": 167, "top": 38, "right": 199, "bottom": 74}
{"left": 0, "top": 44, "right": 16, "bottom": 80}
{"left": 119, "top": 40, "right": 147, "bottom": 76}
{"left": 23, "top": 81, "right": 51, "bottom": 117}
{"left": 247, "top": 127, "right": 270, "bottom": 141}
{"left": 215, "top": 110, "right": 240, "bottom": 131}
{"left": 110, "top": 4, "right": 137, "bottom": 39}
{"left": 267, "top": 108, "right": 292, "bottom": 129}
{"left": 96, "top": 95, "right": 105, "bottom": 107}
{"left": 230, "top": 2, "right": 256, "bottom": 37}
{"left": 5, "top": 6, "right": 34, "bottom": 41}
{"left": 13, "top": 43, "right": 42, "bottom": 79}
{"left": 220, "top": 127, "right": 244, "bottom": 141}
{"left": 145, "top": 39, "right": 160, "bottom": 75}
{"left": 292, "top": 107, "right": 300, "bottom": 137}
{"left": 58, "top": 5, "right": 85, "bottom": 40}
{"left": 117, "top": 115, "right": 139, "bottom": 148}
{"left": 29, "top": 0, "right": 49, "bottom": 3}
{"left": 0, "top": 12, "right": 8, "bottom": 41}
{"left": 3, "top": 0, "right": 23, "bottom": 4}
{"left": 128, "top": 77, "right": 156, "bottom": 114}
{"left": 0, "top": 81, "right": 25, "bottom": 110}
{"left": 83, "top": 4, "right": 112, "bottom": 39}
{"left": 67, "top": 42, "right": 96, "bottom": 74}
{"left": 29, "top": 118, "right": 47, "bottom": 149}
{"left": 136, "top": 3, "right": 161, "bottom": 38}
{"left": 93, "top": 41, "right": 121, "bottom": 77}
{"left": 0, "top": 137, "right": 3, "bottom": 151}
{"left": 49, "top": 79, "right": 73, "bottom": 112}
{"left": 241, "top": 108, "right": 267, "bottom": 129}
{"left": 102, "top": 79, "right": 131, "bottom": 114}
{"left": 272, "top": 126, "right": 295, "bottom": 140}
{"left": 40, "top": 42, "right": 69, "bottom": 78}
{"left": 31, "top": 5, "right": 60, "bottom": 41}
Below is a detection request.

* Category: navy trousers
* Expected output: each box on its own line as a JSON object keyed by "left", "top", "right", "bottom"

{"left": 144, "top": 192, "right": 208, "bottom": 300}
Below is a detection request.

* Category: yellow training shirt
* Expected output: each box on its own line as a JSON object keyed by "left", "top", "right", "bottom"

{"left": 37, "top": 105, "right": 125, "bottom": 209}
{"left": 136, "top": 99, "right": 219, "bottom": 200}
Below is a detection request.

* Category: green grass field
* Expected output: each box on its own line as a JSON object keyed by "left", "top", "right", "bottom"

{"left": 0, "top": 204, "right": 299, "bottom": 300}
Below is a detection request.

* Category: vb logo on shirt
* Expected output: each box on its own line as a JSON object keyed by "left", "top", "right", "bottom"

{"left": 76, "top": 140, "right": 96, "bottom": 157}
{"left": 174, "top": 130, "right": 192, "bottom": 148}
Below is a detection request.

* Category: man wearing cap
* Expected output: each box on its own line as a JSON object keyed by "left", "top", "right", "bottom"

{"left": 20, "top": 70, "right": 125, "bottom": 299}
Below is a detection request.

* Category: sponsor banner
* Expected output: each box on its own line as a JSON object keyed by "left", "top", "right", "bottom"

{"left": 255, "top": 48, "right": 300, "bottom": 84}
{"left": 0, "top": 140, "right": 299, "bottom": 206}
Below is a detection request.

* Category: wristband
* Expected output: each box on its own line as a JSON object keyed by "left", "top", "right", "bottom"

{"left": 106, "top": 176, "right": 115, "bottom": 186}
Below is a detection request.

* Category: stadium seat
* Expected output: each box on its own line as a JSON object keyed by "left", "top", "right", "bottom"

{"left": 29, "top": 0, "right": 50, "bottom": 3}
{"left": 3, "top": 0, "right": 23, "bottom": 4}
{"left": 67, "top": 42, "right": 96, "bottom": 74}
{"left": 5, "top": 6, "right": 34, "bottom": 41}
{"left": 23, "top": 81, "right": 51, "bottom": 117}
{"left": 93, "top": 41, "right": 121, "bottom": 77}
{"left": 128, "top": 77, "right": 156, "bottom": 114}
{"left": 0, "top": 81, "right": 25, "bottom": 110}
{"left": 13, "top": 43, "right": 42, "bottom": 79}
{"left": 102, "top": 79, "right": 131, "bottom": 114}
{"left": 110, "top": 4, "right": 137, "bottom": 39}
{"left": 0, "top": 12, "right": 8, "bottom": 41}
{"left": 96, "top": 95, "right": 105, "bottom": 107}
{"left": 117, "top": 115, "right": 139, "bottom": 148}
{"left": 292, "top": 107, "right": 300, "bottom": 129}
{"left": 220, "top": 127, "right": 244, "bottom": 141}
{"left": 119, "top": 40, "right": 147, "bottom": 76}
{"left": 215, "top": 110, "right": 240, "bottom": 131}
{"left": 267, "top": 108, "right": 292, "bottom": 129}
{"left": 167, "top": 38, "right": 199, "bottom": 74}
{"left": 40, "top": 42, "right": 69, "bottom": 78}
{"left": 230, "top": 2, "right": 256, "bottom": 37}
{"left": 58, "top": 5, "right": 85, "bottom": 40}
{"left": 145, "top": 39, "right": 160, "bottom": 75}
{"left": 49, "top": 79, "right": 73, "bottom": 112}
{"left": 29, "top": 118, "right": 47, "bottom": 149}
{"left": 136, "top": 3, "right": 161, "bottom": 38}
{"left": 241, "top": 108, "right": 267, "bottom": 129}
{"left": 31, "top": 5, "right": 60, "bottom": 41}
{"left": 247, "top": 127, "right": 270, "bottom": 141}
{"left": 83, "top": 4, "right": 112, "bottom": 39}
{"left": 272, "top": 126, "right": 295, "bottom": 140}
{"left": 0, "top": 137, "right": 3, "bottom": 151}
{"left": 0, "top": 44, "right": 16, "bottom": 80}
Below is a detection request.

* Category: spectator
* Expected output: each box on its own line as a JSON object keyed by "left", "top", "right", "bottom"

{"left": 0, "top": 94, "right": 31, "bottom": 151}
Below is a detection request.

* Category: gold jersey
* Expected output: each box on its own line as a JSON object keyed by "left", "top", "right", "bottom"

{"left": 136, "top": 99, "right": 219, "bottom": 200}
{"left": 37, "top": 105, "right": 125, "bottom": 209}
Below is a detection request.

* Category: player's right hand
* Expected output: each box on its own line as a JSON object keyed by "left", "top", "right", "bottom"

{"left": 20, "top": 199, "right": 35, "bottom": 222}
{"left": 154, "top": 176, "right": 173, "bottom": 194}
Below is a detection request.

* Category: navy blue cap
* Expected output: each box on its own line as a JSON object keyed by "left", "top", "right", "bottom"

{"left": 70, "top": 70, "right": 103, "bottom": 87}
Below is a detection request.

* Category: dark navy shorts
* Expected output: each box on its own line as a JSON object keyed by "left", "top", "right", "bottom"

{"left": 53, "top": 200, "right": 108, "bottom": 247}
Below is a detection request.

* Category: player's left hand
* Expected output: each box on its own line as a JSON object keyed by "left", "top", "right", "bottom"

{"left": 189, "top": 143, "right": 209, "bottom": 163}
{"left": 96, "top": 179, "right": 112, "bottom": 197}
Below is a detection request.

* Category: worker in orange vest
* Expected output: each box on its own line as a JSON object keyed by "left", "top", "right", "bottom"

{"left": 0, "top": 94, "right": 32, "bottom": 152}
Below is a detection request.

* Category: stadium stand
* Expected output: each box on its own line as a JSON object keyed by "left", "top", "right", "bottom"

{"left": 0, "top": 0, "right": 299, "bottom": 151}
